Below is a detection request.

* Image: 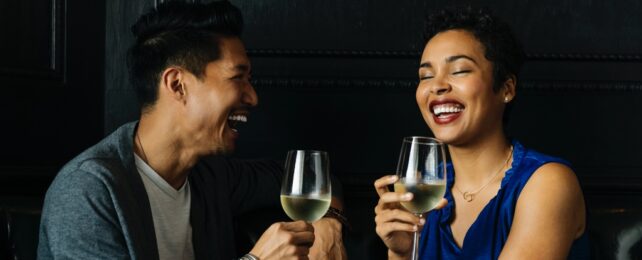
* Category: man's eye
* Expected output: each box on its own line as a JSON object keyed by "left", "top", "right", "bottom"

{"left": 453, "top": 70, "right": 471, "bottom": 75}
{"left": 420, "top": 75, "right": 434, "bottom": 81}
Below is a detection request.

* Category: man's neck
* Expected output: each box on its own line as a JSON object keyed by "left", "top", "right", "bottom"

{"left": 134, "top": 115, "right": 200, "bottom": 190}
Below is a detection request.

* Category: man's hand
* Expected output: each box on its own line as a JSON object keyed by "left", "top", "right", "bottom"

{"left": 250, "top": 221, "right": 315, "bottom": 260}
{"left": 309, "top": 218, "right": 347, "bottom": 260}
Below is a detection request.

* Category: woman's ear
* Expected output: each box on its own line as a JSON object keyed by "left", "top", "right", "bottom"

{"left": 502, "top": 75, "right": 516, "bottom": 103}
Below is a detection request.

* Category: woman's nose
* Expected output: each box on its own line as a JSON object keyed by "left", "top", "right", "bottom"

{"left": 429, "top": 76, "right": 451, "bottom": 95}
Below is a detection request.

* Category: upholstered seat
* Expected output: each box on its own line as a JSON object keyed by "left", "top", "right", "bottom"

{"left": 1, "top": 194, "right": 641, "bottom": 259}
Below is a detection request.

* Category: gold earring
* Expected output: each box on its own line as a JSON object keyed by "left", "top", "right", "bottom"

{"left": 504, "top": 97, "right": 510, "bottom": 103}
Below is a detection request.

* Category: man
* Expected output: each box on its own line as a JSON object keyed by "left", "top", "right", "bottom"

{"left": 37, "top": 1, "right": 345, "bottom": 259}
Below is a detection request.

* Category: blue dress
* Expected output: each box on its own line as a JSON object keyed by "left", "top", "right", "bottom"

{"left": 418, "top": 140, "right": 589, "bottom": 259}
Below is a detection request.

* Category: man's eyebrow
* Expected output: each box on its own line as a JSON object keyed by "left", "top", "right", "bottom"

{"left": 446, "top": 55, "right": 477, "bottom": 64}
{"left": 419, "top": 62, "right": 432, "bottom": 68}
{"left": 233, "top": 64, "right": 250, "bottom": 72}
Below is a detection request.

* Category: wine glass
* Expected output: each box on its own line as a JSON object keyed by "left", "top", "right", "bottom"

{"left": 394, "top": 136, "right": 447, "bottom": 260}
{"left": 280, "top": 150, "right": 331, "bottom": 222}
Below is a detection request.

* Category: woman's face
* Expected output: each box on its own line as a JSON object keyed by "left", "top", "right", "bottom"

{"left": 416, "top": 29, "right": 509, "bottom": 146}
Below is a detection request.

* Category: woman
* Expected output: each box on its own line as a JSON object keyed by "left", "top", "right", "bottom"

{"left": 374, "top": 6, "right": 588, "bottom": 259}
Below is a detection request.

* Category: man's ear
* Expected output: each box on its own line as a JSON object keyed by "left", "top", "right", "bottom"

{"left": 160, "top": 67, "right": 187, "bottom": 102}
{"left": 502, "top": 75, "right": 516, "bottom": 103}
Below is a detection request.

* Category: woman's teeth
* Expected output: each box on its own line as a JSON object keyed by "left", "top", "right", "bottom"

{"left": 433, "top": 104, "right": 464, "bottom": 116}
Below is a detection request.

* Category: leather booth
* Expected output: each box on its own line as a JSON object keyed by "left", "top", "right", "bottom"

{"left": 2, "top": 193, "right": 641, "bottom": 260}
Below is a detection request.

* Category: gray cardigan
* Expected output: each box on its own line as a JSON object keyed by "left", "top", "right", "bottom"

{"left": 37, "top": 122, "right": 285, "bottom": 259}
{"left": 38, "top": 122, "right": 160, "bottom": 259}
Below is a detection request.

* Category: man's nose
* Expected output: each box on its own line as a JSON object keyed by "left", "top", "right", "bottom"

{"left": 243, "top": 82, "right": 258, "bottom": 107}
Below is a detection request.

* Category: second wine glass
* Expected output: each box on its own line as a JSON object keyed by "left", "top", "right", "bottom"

{"left": 394, "top": 136, "right": 447, "bottom": 260}
{"left": 280, "top": 150, "right": 331, "bottom": 222}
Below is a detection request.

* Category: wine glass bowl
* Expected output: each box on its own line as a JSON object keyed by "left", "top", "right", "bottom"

{"left": 280, "top": 150, "right": 331, "bottom": 222}
{"left": 394, "top": 136, "right": 447, "bottom": 260}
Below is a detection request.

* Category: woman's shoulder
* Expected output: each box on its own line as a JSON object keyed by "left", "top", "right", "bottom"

{"left": 502, "top": 143, "right": 587, "bottom": 258}
{"left": 505, "top": 141, "right": 573, "bottom": 186}
{"left": 515, "top": 157, "right": 586, "bottom": 235}
{"left": 514, "top": 141, "right": 584, "bottom": 216}
{"left": 516, "top": 141, "right": 571, "bottom": 169}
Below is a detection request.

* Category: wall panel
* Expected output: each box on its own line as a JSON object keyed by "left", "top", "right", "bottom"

{"left": 102, "top": 1, "right": 642, "bottom": 258}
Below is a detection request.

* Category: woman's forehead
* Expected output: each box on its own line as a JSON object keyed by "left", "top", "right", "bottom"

{"left": 422, "top": 30, "right": 485, "bottom": 61}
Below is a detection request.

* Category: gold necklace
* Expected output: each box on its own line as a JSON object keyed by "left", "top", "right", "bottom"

{"left": 454, "top": 145, "right": 513, "bottom": 202}
{"left": 136, "top": 132, "right": 149, "bottom": 163}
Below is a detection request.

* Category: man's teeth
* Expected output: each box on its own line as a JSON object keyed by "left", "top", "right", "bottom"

{"left": 433, "top": 104, "right": 464, "bottom": 116}
{"left": 228, "top": 115, "right": 247, "bottom": 122}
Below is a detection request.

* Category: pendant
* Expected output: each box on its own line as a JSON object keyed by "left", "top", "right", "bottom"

{"left": 462, "top": 192, "right": 474, "bottom": 202}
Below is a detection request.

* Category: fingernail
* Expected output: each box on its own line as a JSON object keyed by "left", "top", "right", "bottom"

{"left": 403, "top": 193, "right": 413, "bottom": 200}
{"left": 390, "top": 175, "right": 398, "bottom": 181}
{"left": 413, "top": 225, "right": 418, "bottom": 231}
{"left": 419, "top": 219, "right": 425, "bottom": 225}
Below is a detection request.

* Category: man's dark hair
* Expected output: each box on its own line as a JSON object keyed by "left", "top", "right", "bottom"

{"left": 127, "top": 0, "right": 243, "bottom": 110}
{"left": 423, "top": 6, "right": 525, "bottom": 93}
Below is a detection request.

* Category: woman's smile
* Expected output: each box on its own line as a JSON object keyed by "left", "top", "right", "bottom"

{"left": 430, "top": 99, "right": 465, "bottom": 125}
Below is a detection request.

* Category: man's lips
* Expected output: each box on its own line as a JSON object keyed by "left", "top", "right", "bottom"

{"left": 227, "top": 113, "right": 248, "bottom": 132}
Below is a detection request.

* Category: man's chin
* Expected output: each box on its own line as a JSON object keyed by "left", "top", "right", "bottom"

{"left": 212, "top": 142, "right": 235, "bottom": 155}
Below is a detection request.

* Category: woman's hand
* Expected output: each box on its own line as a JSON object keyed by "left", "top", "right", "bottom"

{"left": 250, "top": 220, "right": 315, "bottom": 260}
{"left": 374, "top": 175, "right": 447, "bottom": 259}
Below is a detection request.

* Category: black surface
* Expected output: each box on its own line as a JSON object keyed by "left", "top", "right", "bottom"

{"left": 0, "top": 0, "right": 105, "bottom": 177}
{"left": 1, "top": 0, "right": 641, "bottom": 259}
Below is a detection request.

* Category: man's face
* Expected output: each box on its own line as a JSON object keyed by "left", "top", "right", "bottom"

{"left": 182, "top": 37, "right": 257, "bottom": 154}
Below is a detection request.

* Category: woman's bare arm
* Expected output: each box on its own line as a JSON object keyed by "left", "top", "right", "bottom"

{"left": 499, "top": 162, "right": 586, "bottom": 260}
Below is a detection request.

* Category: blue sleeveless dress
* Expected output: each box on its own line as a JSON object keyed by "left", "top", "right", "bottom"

{"left": 418, "top": 140, "right": 589, "bottom": 259}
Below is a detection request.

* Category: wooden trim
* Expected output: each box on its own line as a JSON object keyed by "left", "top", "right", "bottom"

{"left": 0, "top": 0, "right": 65, "bottom": 82}
{"left": 251, "top": 77, "right": 642, "bottom": 91}
{"left": 248, "top": 49, "right": 642, "bottom": 62}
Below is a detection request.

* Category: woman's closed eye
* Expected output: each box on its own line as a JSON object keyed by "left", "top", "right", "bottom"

{"left": 419, "top": 74, "right": 434, "bottom": 81}
{"left": 452, "top": 70, "right": 471, "bottom": 75}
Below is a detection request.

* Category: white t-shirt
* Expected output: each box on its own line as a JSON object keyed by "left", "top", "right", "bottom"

{"left": 134, "top": 154, "right": 194, "bottom": 260}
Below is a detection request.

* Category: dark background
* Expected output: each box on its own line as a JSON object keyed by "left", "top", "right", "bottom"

{"left": 1, "top": 0, "right": 641, "bottom": 259}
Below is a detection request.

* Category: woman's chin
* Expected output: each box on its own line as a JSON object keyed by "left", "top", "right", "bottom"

{"left": 431, "top": 131, "right": 463, "bottom": 145}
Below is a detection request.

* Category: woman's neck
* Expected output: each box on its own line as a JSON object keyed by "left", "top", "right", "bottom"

{"left": 448, "top": 130, "right": 512, "bottom": 189}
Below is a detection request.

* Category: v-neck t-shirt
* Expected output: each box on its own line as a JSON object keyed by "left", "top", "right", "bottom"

{"left": 135, "top": 154, "right": 194, "bottom": 260}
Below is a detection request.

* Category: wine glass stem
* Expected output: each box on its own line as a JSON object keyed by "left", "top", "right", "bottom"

{"left": 411, "top": 213, "right": 422, "bottom": 260}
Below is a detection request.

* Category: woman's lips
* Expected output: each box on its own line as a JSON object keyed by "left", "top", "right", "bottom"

{"left": 429, "top": 100, "right": 465, "bottom": 125}
{"left": 433, "top": 112, "right": 462, "bottom": 125}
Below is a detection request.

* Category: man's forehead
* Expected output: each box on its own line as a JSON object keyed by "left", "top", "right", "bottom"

{"left": 216, "top": 38, "right": 250, "bottom": 71}
{"left": 206, "top": 55, "right": 250, "bottom": 75}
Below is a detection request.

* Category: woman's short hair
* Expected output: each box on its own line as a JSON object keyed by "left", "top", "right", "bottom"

{"left": 423, "top": 6, "right": 525, "bottom": 92}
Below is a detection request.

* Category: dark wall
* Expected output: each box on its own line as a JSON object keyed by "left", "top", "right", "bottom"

{"left": 106, "top": 0, "right": 642, "bottom": 181}
{"left": 99, "top": 0, "right": 641, "bottom": 258}
{"left": 230, "top": 2, "right": 642, "bottom": 257}
{"left": 0, "top": 0, "right": 105, "bottom": 197}
{"left": 0, "top": 0, "right": 637, "bottom": 258}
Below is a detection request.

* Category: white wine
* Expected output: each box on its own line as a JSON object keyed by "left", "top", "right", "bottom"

{"left": 394, "top": 179, "right": 446, "bottom": 214}
{"left": 280, "top": 195, "right": 331, "bottom": 222}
